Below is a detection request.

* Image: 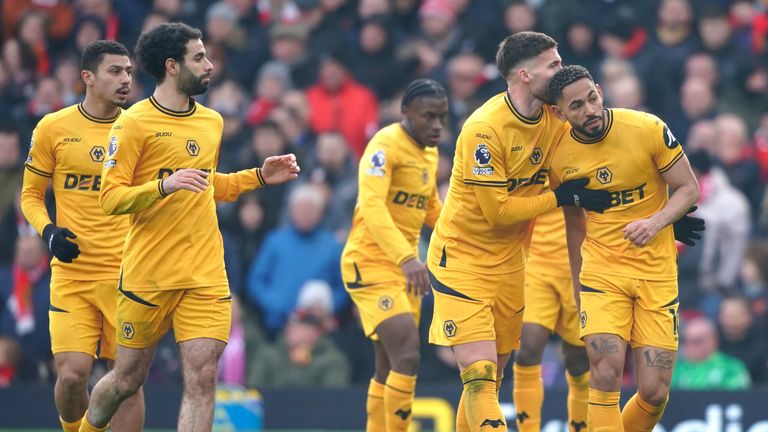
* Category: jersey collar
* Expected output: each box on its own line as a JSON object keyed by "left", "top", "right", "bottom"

{"left": 77, "top": 104, "right": 120, "bottom": 124}
{"left": 149, "top": 95, "right": 197, "bottom": 117}
{"left": 504, "top": 92, "right": 543, "bottom": 125}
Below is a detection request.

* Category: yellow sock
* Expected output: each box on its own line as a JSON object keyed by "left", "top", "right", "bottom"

{"left": 60, "top": 416, "right": 82, "bottom": 432}
{"left": 565, "top": 371, "right": 589, "bottom": 432}
{"left": 456, "top": 390, "right": 470, "bottom": 432}
{"left": 384, "top": 371, "right": 416, "bottom": 431}
{"left": 512, "top": 364, "right": 543, "bottom": 432}
{"left": 461, "top": 360, "right": 507, "bottom": 431}
{"left": 588, "top": 389, "right": 623, "bottom": 432}
{"left": 366, "top": 379, "right": 386, "bottom": 432}
{"left": 621, "top": 392, "right": 668, "bottom": 432}
{"left": 77, "top": 413, "right": 108, "bottom": 432}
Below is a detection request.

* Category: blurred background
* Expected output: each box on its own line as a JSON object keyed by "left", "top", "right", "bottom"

{"left": 0, "top": 0, "right": 767, "bottom": 430}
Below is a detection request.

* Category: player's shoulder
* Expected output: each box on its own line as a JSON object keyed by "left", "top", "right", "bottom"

{"left": 119, "top": 98, "right": 155, "bottom": 122}
{"left": 464, "top": 92, "right": 509, "bottom": 127}
{"left": 36, "top": 104, "right": 81, "bottom": 130}
{"left": 367, "top": 123, "right": 403, "bottom": 151}
{"left": 611, "top": 108, "right": 664, "bottom": 130}
{"left": 192, "top": 100, "right": 225, "bottom": 123}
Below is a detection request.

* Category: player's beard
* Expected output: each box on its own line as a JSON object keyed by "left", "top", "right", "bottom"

{"left": 177, "top": 64, "right": 209, "bottom": 96}
{"left": 573, "top": 114, "right": 605, "bottom": 138}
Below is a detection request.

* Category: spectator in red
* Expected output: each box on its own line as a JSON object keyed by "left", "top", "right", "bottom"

{"left": 306, "top": 51, "right": 378, "bottom": 159}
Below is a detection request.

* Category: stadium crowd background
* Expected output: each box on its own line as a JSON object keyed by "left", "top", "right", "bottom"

{"left": 0, "top": 0, "right": 767, "bottom": 393}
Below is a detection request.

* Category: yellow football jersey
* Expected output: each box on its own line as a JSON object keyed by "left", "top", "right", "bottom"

{"left": 527, "top": 208, "right": 570, "bottom": 277}
{"left": 100, "top": 96, "right": 264, "bottom": 290}
{"left": 21, "top": 104, "right": 128, "bottom": 281}
{"left": 341, "top": 123, "right": 442, "bottom": 276}
{"left": 550, "top": 108, "right": 684, "bottom": 280}
{"left": 428, "top": 92, "right": 566, "bottom": 275}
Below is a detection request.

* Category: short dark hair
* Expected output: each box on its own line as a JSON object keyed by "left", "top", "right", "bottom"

{"left": 80, "top": 40, "right": 129, "bottom": 72}
{"left": 401, "top": 79, "right": 447, "bottom": 108}
{"left": 135, "top": 22, "right": 203, "bottom": 82}
{"left": 496, "top": 31, "right": 557, "bottom": 80}
{"left": 546, "top": 64, "right": 594, "bottom": 103}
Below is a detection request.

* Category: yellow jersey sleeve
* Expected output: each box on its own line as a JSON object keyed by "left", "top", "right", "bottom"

{"left": 21, "top": 121, "right": 55, "bottom": 234}
{"left": 100, "top": 115, "right": 165, "bottom": 215}
{"left": 424, "top": 182, "right": 442, "bottom": 229}
{"left": 651, "top": 116, "right": 685, "bottom": 173}
{"left": 210, "top": 168, "right": 264, "bottom": 202}
{"left": 461, "top": 121, "right": 557, "bottom": 227}
{"left": 356, "top": 136, "right": 414, "bottom": 265}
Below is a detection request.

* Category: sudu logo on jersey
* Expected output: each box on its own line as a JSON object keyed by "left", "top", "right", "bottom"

{"left": 367, "top": 149, "right": 386, "bottom": 177}
{"left": 472, "top": 143, "right": 494, "bottom": 176}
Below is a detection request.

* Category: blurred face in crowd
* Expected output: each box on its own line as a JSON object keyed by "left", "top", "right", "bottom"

{"left": 402, "top": 95, "right": 448, "bottom": 147}
{"left": 176, "top": 39, "right": 213, "bottom": 96}
{"left": 699, "top": 15, "right": 731, "bottom": 50}
{"left": 83, "top": 54, "right": 132, "bottom": 107}
{"left": 719, "top": 298, "right": 752, "bottom": 341}
{"left": 567, "top": 22, "right": 595, "bottom": 54}
{"left": 746, "top": 67, "right": 768, "bottom": 95}
{"left": 15, "top": 236, "right": 46, "bottom": 271}
{"left": 685, "top": 53, "right": 718, "bottom": 87}
{"left": 606, "top": 76, "right": 644, "bottom": 110}
{"left": 18, "top": 12, "right": 46, "bottom": 46}
{"left": 553, "top": 77, "right": 607, "bottom": 139}
{"left": 686, "top": 120, "right": 717, "bottom": 152}
{"left": 154, "top": 0, "right": 182, "bottom": 16}
{"left": 447, "top": 54, "right": 483, "bottom": 101}
{"left": 75, "top": 21, "right": 104, "bottom": 53}
{"left": 206, "top": 15, "right": 234, "bottom": 44}
{"left": 0, "top": 131, "right": 20, "bottom": 170}
{"left": 504, "top": 3, "right": 535, "bottom": 34}
{"left": 360, "top": 22, "right": 388, "bottom": 54}
{"left": 319, "top": 59, "right": 347, "bottom": 92}
{"left": 281, "top": 91, "right": 310, "bottom": 125}
{"left": 270, "top": 37, "right": 305, "bottom": 64}
{"left": 252, "top": 125, "right": 286, "bottom": 159}
{"left": 421, "top": 12, "right": 454, "bottom": 40}
{"left": 238, "top": 193, "right": 264, "bottom": 232}
{"left": 682, "top": 318, "right": 717, "bottom": 362}
{"left": 315, "top": 133, "right": 349, "bottom": 173}
{"left": 680, "top": 78, "right": 715, "bottom": 119}
{"left": 715, "top": 114, "right": 748, "bottom": 164}
{"left": 359, "top": 0, "right": 390, "bottom": 19}
{"left": 288, "top": 187, "right": 325, "bottom": 233}
{"left": 56, "top": 57, "right": 82, "bottom": 94}
{"left": 33, "top": 77, "right": 63, "bottom": 113}
{"left": 76, "top": 0, "right": 112, "bottom": 20}
{"left": 3, "top": 39, "right": 23, "bottom": 74}
{"left": 142, "top": 13, "right": 169, "bottom": 33}
{"left": 257, "top": 73, "right": 288, "bottom": 101}
{"left": 519, "top": 47, "right": 563, "bottom": 103}
{"left": 658, "top": 0, "right": 692, "bottom": 28}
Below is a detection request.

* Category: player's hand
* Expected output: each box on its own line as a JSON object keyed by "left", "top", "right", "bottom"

{"left": 673, "top": 206, "right": 705, "bottom": 246}
{"left": 42, "top": 224, "right": 80, "bottom": 263}
{"left": 623, "top": 217, "right": 664, "bottom": 247}
{"left": 161, "top": 168, "right": 209, "bottom": 194}
{"left": 261, "top": 154, "right": 300, "bottom": 185}
{"left": 401, "top": 257, "right": 431, "bottom": 297}
{"left": 554, "top": 178, "right": 612, "bottom": 213}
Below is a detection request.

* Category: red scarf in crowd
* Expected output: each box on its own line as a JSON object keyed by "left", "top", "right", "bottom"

{"left": 9, "top": 256, "right": 48, "bottom": 335}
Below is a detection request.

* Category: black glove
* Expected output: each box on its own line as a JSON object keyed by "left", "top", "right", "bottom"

{"left": 673, "top": 206, "right": 705, "bottom": 246}
{"left": 554, "top": 178, "right": 613, "bottom": 213}
{"left": 42, "top": 224, "right": 80, "bottom": 263}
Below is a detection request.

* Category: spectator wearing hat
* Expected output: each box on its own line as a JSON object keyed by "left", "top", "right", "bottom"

{"left": 247, "top": 280, "right": 351, "bottom": 389}
{"left": 246, "top": 61, "right": 293, "bottom": 126}
{"left": 306, "top": 51, "right": 378, "bottom": 158}
{"left": 269, "top": 23, "right": 317, "bottom": 88}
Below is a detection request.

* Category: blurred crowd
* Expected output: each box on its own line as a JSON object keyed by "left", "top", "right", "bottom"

{"left": 0, "top": 0, "right": 768, "bottom": 391}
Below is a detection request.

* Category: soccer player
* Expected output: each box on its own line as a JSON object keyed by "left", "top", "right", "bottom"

{"left": 547, "top": 65, "right": 700, "bottom": 431}
{"left": 77, "top": 23, "right": 299, "bottom": 432}
{"left": 426, "top": 32, "right": 611, "bottom": 432}
{"left": 341, "top": 79, "right": 447, "bottom": 432}
{"left": 20, "top": 40, "right": 144, "bottom": 432}
{"left": 513, "top": 209, "right": 589, "bottom": 432}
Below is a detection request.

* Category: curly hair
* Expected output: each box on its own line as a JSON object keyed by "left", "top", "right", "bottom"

{"left": 81, "top": 40, "right": 129, "bottom": 72}
{"left": 546, "top": 65, "right": 594, "bottom": 104}
{"left": 496, "top": 31, "right": 557, "bottom": 80}
{"left": 135, "top": 22, "right": 203, "bottom": 83}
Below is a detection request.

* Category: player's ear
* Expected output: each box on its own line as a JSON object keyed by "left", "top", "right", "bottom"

{"left": 165, "top": 57, "right": 178, "bottom": 77}
{"left": 80, "top": 69, "right": 94, "bottom": 87}
{"left": 551, "top": 103, "right": 566, "bottom": 121}
{"left": 595, "top": 83, "right": 604, "bottom": 100}
{"left": 517, "top": 66, "right": 530, "bottom": 84}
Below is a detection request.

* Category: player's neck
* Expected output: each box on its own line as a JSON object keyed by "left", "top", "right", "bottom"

{"left": 81, "top": 94, "right": 120, "bottom": 119}
{"left": 506, "top": 85, "right": 544, "bottom": 119}
{"left": 400, "top": 121, "right": 426, "bottom": 148}
{"left": 152, "top": 83, "right": 192, "bottom": 112}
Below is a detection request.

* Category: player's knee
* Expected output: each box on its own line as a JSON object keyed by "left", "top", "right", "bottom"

{"left": 638, "top": 384, "right": 669, "bottom": 407}
{"left": 114, "top": 374, "right": 143, "bottom": 399}
{"left": 391, "top": 349, "right": 420, "bottom": 375}
{"left": 184, "top": 363, "right": 218, "bottom": 394}
{"left": 56, "top": 366, "right": 89, "bottom": 392}
{"left": 590, "top": 361, "right": 622, "bottom": 389}
{"left": 515, "top": 346, "right": 542, "bottom": 365}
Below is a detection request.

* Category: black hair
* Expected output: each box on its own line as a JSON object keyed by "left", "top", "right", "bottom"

{"left": 80, "top": 40, "right": 129, "bottom": 72}
{"left": 401, "top": 79, "right": 447, "bottom": 108}
{"left": 546, "top": 64, "right": 594, "bottom": 103}
{"left": 496, "top": 31, "right": 557, "bottom": 80}
{"left": 135, "top": 22, "right": 203, "bottom": 83}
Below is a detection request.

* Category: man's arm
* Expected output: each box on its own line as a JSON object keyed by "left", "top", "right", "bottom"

{"left": 563, "top": 206, "right": 587, "bottom": 309}
{"left": 212, "top": 154, "right": 299, "bottom": 202}
{"left": 623, "top": 155, "right": 699, "bottom": 246}
{"left": 423, "top": 181, "right": 443, "bottom": 229}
